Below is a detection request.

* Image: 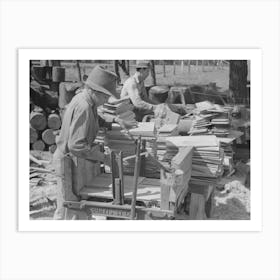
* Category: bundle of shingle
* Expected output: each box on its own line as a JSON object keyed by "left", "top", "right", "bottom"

{"left": 99, "top": 97, "right": 136, "bottom": 123}
{"left": 188, "top": 101, "right": 231, "bottom": 137}
{"left": 165, "top": 135, "right": 224, "bottom": 187}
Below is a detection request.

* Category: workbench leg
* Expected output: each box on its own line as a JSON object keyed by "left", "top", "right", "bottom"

{"left": 205, "top": 193, "right": 213, "bottom": 219}
{"left": 189, "top": 193, "right": 206, "bottom": 220}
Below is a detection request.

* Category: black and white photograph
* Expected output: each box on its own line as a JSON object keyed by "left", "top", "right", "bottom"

{"left": 2, "top": 1, "right": 280, "bottom": 280}
{"left": 28, "top": 58, "right": 251, "bottom": 221}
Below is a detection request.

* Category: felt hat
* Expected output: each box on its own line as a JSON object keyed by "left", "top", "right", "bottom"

{"left": 85, "top": 65, "right": 118, "bottom": 97}
{"left": 135, "top": 60, "right": 150, "bottom": 69}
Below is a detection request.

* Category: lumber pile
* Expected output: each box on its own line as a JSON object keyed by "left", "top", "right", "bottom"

{"left": 188, "top": 101, "right": 231, "bottom": 136}
{"left": 30, "top": 106, "right": 61, "bottom": 153}
{"left": 99, "top": 97, "right": 136, "bottom": 123}
{"left": 165, "top": 135, "right": 224, "bottom": 187}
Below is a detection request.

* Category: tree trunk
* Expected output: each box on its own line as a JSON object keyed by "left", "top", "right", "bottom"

{"left": 119, "top": 60, "right": 129, "bottom": 76}
{"left": 126, "top": 60, "right": 130, "bottom": 75}
{"left": 76, "top": 60, "right": 82, "bottom": 81}
{"left": 114, "top": 60, "right": 121, "bottom": 83}
{"left": 229, "top": 60, "right": 248, "bottom": 104}
{"left": 150, "top": 60, "right": 156, "bottom": 85}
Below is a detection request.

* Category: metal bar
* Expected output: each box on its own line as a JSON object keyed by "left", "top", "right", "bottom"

{"left": 130, "top": 136, "right": 141, "bottom": 219}
{"left": 118, "top": 151, "right": 124, "bottom": 205}
{"left": 110, "top": 151, "right": 116, "bottom": 199}
{"left": 64, "top": 200, "right": 175, "bottom": 220}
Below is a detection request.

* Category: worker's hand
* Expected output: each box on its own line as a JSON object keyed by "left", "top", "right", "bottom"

{"left": 115, "top": 117, "right": 138, "bottom": 130}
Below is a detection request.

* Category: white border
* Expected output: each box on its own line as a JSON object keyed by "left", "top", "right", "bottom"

{"left": 19, "top": 49, "right": 262, "bottom": 232}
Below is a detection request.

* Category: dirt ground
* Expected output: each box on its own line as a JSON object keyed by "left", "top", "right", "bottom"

{"left": 30, "top": 151, "right": 250, "bottom": 220}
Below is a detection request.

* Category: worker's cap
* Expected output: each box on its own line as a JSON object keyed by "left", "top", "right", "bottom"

{"left": 149, "top": 85, "right": 170, "bottom": 95}
{"left": 85, "top": 65, "right": 118, "bottom": 97}
{"left": 135, "top": 60, "right": 151, "bottom": 69}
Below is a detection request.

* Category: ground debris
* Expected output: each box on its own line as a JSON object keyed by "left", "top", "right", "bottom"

{"left": 211, "top": 179, "right": 250, "bottom": 220}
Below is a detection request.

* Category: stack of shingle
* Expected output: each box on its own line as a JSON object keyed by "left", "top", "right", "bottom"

{"left": 165, "top": 135, "right": 224, "bottom": 187}
{"left": 100, "top": 98, "right": 136, "bottom": 122}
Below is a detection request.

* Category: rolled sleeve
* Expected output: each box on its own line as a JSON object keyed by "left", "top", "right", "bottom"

{"left": 128, "top": 83, "right": 154, "bottom": 111}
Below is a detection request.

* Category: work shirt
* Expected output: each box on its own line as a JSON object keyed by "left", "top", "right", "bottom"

{"left": 56, "top": 87, "right": 103, "bottom": 161}
{"left": 120, "top": 73, "right": 154, "bottom": 111}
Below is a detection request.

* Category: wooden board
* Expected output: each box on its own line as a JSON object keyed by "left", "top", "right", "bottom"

{"left": 79, "top": 174, "right": 161, "bottom": 201}
{"left": 166, "top": 135, "right": 218, "bottom": 148}
{"left": 129, "top": 122, "right": 156, "bottom": 137}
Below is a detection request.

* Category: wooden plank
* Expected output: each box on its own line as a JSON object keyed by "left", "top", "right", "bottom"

{"left": 188, "top": 184, "right": 214, "bottom": 201}
{"left": 160, "top": 170, "right": 172, "bottom": 210}
{"left": 83, "top": 173, "right": 145, "bottom": 189}
{"left": 171, "top": 146, "right": 193, "bottom": 172}
{"left": 165, "top": 110, "right": 180, "bottom": 124}
{"left": 189, "top": 193, "right": 206, "bottom": 220}
{"left": 129, "top": 122, "right": 156, "bottom": 137}
{"left": 166, "top": 135, "right": 218, "bottom": 148}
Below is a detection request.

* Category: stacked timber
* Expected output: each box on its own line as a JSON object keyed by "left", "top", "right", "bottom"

{"left": 99, "top": 97, "right": 135, "bottom": 123}
{"left": 30, "top": 106, "right": 61, "bottom": 153}
{"left": 165, "top": 135, "right": 224, "bottom": 187}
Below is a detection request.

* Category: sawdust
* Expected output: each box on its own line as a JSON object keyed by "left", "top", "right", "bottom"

{"left": 211, "top": 180, "right": 250, "bottom": 220}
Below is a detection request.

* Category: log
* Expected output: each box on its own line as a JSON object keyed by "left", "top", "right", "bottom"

{"left": 42, "top": 129, "right": 56, "bottom": 145}
{"left": 49, "top": 144, "right": 57, "bottom": 154}
{"left": 30, "top": 111, "right": 47, "bottom": 131}
{"left": 32, "top": 140, "right": 45, "bottom": 151}
{"left": 48, "top": 113, "right": 61, "bottom": 129}
{"left": 30, "top": 126, "right": 38, "bottom": 143}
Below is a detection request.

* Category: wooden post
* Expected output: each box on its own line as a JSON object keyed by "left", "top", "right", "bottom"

{"left": 114, "top": 60, "right": 121, "bottom": 83}
{"left": 189, "top": 193, "right": 206, "bottom": 220}
{"left": 173, "top": 60, "right": 176, "bottom": 75}
{"left": 229, "top": 60, "right": 248, "bottom": 104}
{"left": 118, "top": 151, "right": 124, "bottom": 205}
{"left": 163, "top": 61, "right": 166, "bottom": 77}
{"left": 130, "top": 137, "right": 141, "bottom": 219}
{"left": 181, "top": 60, "right": 184, "bottom": 73}
{"left": 126, "top": 60, "right": 130, "bottom": 75}
{"left": 187, "top": 60, "right": 191, "bottom": 72}
{"left": 150, "top": 60, "right": 156, "bottom": 85}
{"left": 76, "top": 60, "right": 82, "bottom": 81}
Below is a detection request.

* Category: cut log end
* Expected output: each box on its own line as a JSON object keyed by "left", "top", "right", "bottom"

{"left": 32, "top": 140, "right": 45, "bottom": 151}
{"left": 30, "top": 126, "right": 38, "bottom": 144}
{"left": 42, "top": 129, "right": 56, "bottom": 145}
{"left": 30, "top": 111, "right": 47, "bottom": 131}
{"left": 48, "top": 113, "right": 61, "bottom": 129}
